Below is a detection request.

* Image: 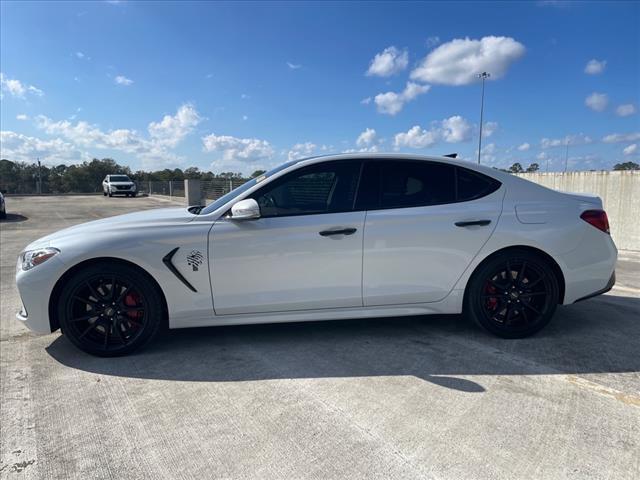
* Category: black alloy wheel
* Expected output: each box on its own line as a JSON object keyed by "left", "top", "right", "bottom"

{"left": 58, "top": 263, "right": 164, "bottom": 356}
{"left": 466, "top": 250, "right": 559, "bottom": 338}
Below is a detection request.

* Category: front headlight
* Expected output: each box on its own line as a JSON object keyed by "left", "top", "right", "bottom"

{"left": 21, "top": 247, "right": 60, "bottom": 271}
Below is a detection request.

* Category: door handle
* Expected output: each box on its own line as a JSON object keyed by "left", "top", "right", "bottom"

{"left": 319, "top": 228, "right": 357, "bottom": 236}
{"left": 455, "top": 220, "right": 491, "bottom": 227}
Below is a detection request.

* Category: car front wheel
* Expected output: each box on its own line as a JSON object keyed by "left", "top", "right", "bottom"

{"left": 465, "top": 250, "right": 560, "bottom": 338}
{"left": 57, "top": 263, "right": 165, "bottom": 356}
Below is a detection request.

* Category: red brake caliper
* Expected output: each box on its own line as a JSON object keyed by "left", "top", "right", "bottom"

{"left": 124, "top": 292, "right": 143, "bottom": 325}
{"left": 484, "top": 281, "right": 498, "bottom": 311}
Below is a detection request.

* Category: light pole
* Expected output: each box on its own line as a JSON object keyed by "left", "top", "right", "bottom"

{"left": 476, "top": 72, "right": 490, "bottom": 164}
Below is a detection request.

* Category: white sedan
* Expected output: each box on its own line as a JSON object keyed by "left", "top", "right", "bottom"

{"left": 16, "top": 154, "right": 617, "bottom": 356}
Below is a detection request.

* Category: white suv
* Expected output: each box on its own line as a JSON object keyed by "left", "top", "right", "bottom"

{"left": 102, "top": 175, "right": 137, "bottom": 197}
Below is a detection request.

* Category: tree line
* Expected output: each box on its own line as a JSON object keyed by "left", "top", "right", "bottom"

{"left": 0, "top": 158, "right": 267, "bottom": 194}
{"left": 0, "top": 157, "right": 637, "bottom": 194}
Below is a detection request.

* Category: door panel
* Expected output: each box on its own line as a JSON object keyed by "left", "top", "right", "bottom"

{"left": 210, "top": 212, "right": 365, "bottom": 315}
{"left": 360, "top": 160, "right": 504, "bottom": 306}
{"left": 362, "top": 192, "right": 502, "bottom": 305}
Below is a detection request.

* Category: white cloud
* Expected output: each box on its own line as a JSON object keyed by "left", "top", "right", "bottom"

{"left": 585, "top": 92, "right": 608, "bottom": 112}
{"left": 425, "top": 36, "right": 441, "bottom": 49}
{"left": 441, "top": 116, "right": 472, "bottom": 143}
{"left": 287, "top": 142, "right": 317, "bottom": 161}
{"left": 366, "top": 46, "right": 409, "bottom": 77}
{"left": 147, "top": 103, "right": 201, "bottom": 148}
{"left": 480, "top": 143, "right": 497, "bottom": 163}
{"left": 394, "top": 115, "right": 474, "bottom": 149}
{"left": 584, "top": 59, "right": 606, "bottom": 75}
{"left": 32, "top": 104, "right": 200, "bottom": 166}
{"left": 240, "top": 93, "right": 250, "bottom": 99}
{"left": 242, "top": 115, "right": 248, "bottom": 121}
{"left": 616, "top": 104, "right": 637, "bottom": 117}
{"left": 410, "top": 36, "right": 525, "bottom": 86}
{"left": 114, "top": 75, "right": 133, "bottom": 86}
{"left": 602, "top": 132, "right": 640, "bottom": 143}
{"left": 286, "top": 62, "right": 301, "bottom": 70}
{"left": 0, "top": 130, "right": 88, "bottom": 164}
{"left": 482, "top": 121, "right": 498, "bottom": 138}
{"left": 0, "top": 73, "right": 44, "bottom": 98}
{"left": 356, "top": 128, "right": 377, "bottom": 147}
{"left": 75, "top": 51, "right": 91, "bottom": 60}
{"left": 202, "top": 133, "right": 274, "bottom": 167}
{"left": 16, "top": 114, "right": 28, "bottom": 121}
{"left": 374, "top": 82, "right": 430, "bottom": 115}
{"left": 541, "top": 133, "right": 593, "bottom": 148}
{"left": 623, "top": 144, "right": 637, "bottom": 156}
{"left": 517, "top": 142, "right": 531, "bottom": 151}
{"left": 360, "top": 97, "right": 372, "bottom": 105}
{"left": 394, "top": 125, "right": 438, "bottom": 149}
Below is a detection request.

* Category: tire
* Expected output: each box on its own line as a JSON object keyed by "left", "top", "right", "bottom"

{"left": 57, "top": 263, "right": 165, "bottom": 356}
{"left": 103, "top": 191, "right": 107, "bottom": 197}
{"left": 0, "top": 210, "right": 6, "bottom": 219}
{"left": 465, "top": 249, "right": 560, "bottom": 339}
{"left": 108, "top": 190, "right": 113, "bottom": 197}
{"left": 130, "top": 192, "right": 136, "bottom": 198}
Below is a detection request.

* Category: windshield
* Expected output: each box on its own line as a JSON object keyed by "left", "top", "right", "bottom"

{"left": 199, "top": 159, "right": 302, "bottom": 215}
{"left": 110, "top": 175, "right": 131, "bottom": 182}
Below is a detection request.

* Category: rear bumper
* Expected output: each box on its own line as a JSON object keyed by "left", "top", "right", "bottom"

{"left": 574, "top": 271, "right": 615, "bottom": 303}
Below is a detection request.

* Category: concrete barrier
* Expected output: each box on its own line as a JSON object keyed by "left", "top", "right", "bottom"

{"left": 516, "top": 171, "right": 639, "bottom": 251}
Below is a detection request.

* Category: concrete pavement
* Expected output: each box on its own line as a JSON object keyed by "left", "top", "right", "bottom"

{"left": 1, "top": 196, "right": 638, "bottom": 479}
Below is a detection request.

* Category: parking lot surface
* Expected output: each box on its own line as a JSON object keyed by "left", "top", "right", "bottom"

{"left": 1, "top": 195, "right": 639, "bottom": 479}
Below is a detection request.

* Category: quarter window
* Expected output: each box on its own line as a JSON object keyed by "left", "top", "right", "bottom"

{"left": 251, "top": 161, "right": 361, "bottom": 217}
{"left": 456, "top": 167, "right": 501, "bottom": 201}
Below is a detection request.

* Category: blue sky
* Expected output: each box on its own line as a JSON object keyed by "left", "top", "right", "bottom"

{"left": 1, "top": 0, "right": 639, "bottom": 174}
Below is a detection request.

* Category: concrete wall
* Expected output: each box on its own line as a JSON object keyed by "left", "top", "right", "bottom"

{"left": 516, "top": 171, "right": 640, "bottom": 251}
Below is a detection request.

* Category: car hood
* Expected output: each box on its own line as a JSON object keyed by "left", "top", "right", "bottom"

{"left": 24, "top": 207, "right": 194, "bottom": 250}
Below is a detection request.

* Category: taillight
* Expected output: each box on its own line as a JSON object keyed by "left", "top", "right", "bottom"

{"left": 580, "top": 209, "right": 610, "bottom": 234}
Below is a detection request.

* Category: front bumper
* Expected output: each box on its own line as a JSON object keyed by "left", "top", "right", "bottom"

{"left": 15, "top": 255, "right": 67, "bottom": 334}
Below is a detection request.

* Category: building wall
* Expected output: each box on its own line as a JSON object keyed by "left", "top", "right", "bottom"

{"left": 516, "top": 171, "right": 640, "bottom": 251}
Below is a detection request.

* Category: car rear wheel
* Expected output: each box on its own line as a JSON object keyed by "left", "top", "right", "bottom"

{"left": 465, "top": 250, "right": 560, "bottom": 338}
{"left": 57, "top": 263, "right": 165, "bottom": 356}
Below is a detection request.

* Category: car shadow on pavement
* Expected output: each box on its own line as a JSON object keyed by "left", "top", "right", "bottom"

{"left": 0, "top": 213, "right": 28, "bottom": 223}
{"left": 46, "top": 294, "right": 640, "bottom": 393}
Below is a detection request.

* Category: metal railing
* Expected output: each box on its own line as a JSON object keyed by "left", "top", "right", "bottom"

{"left": 201, "top": 179, "right": 247, "bottom": 202}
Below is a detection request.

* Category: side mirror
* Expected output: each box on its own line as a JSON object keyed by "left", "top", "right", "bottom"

{"left": 231, "top": 198, "right": 260, "bottom": 220}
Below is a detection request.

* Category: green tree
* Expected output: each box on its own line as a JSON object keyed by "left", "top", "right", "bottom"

{"left": 613, "top": 161, "right": 639, "bottom": 171}
{"left": 508, "top": 162, "right": 524, "bottom": 173}
{"left": 526, "top": 162, "right": 540, "bottom": 173}
{"left": 251, "top": 170, "right": 266, "bottom": 178}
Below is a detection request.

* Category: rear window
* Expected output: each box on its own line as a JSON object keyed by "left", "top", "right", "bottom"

{"left": 109, "top": 175, "right": 131, "bottom": 182}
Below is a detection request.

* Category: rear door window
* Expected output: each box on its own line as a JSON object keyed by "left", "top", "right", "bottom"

{"left": 356, "top": 160, "right": 456, "bottom": 209}
{"left": 355, "top": 160, "right": 501, "bottom": 210}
